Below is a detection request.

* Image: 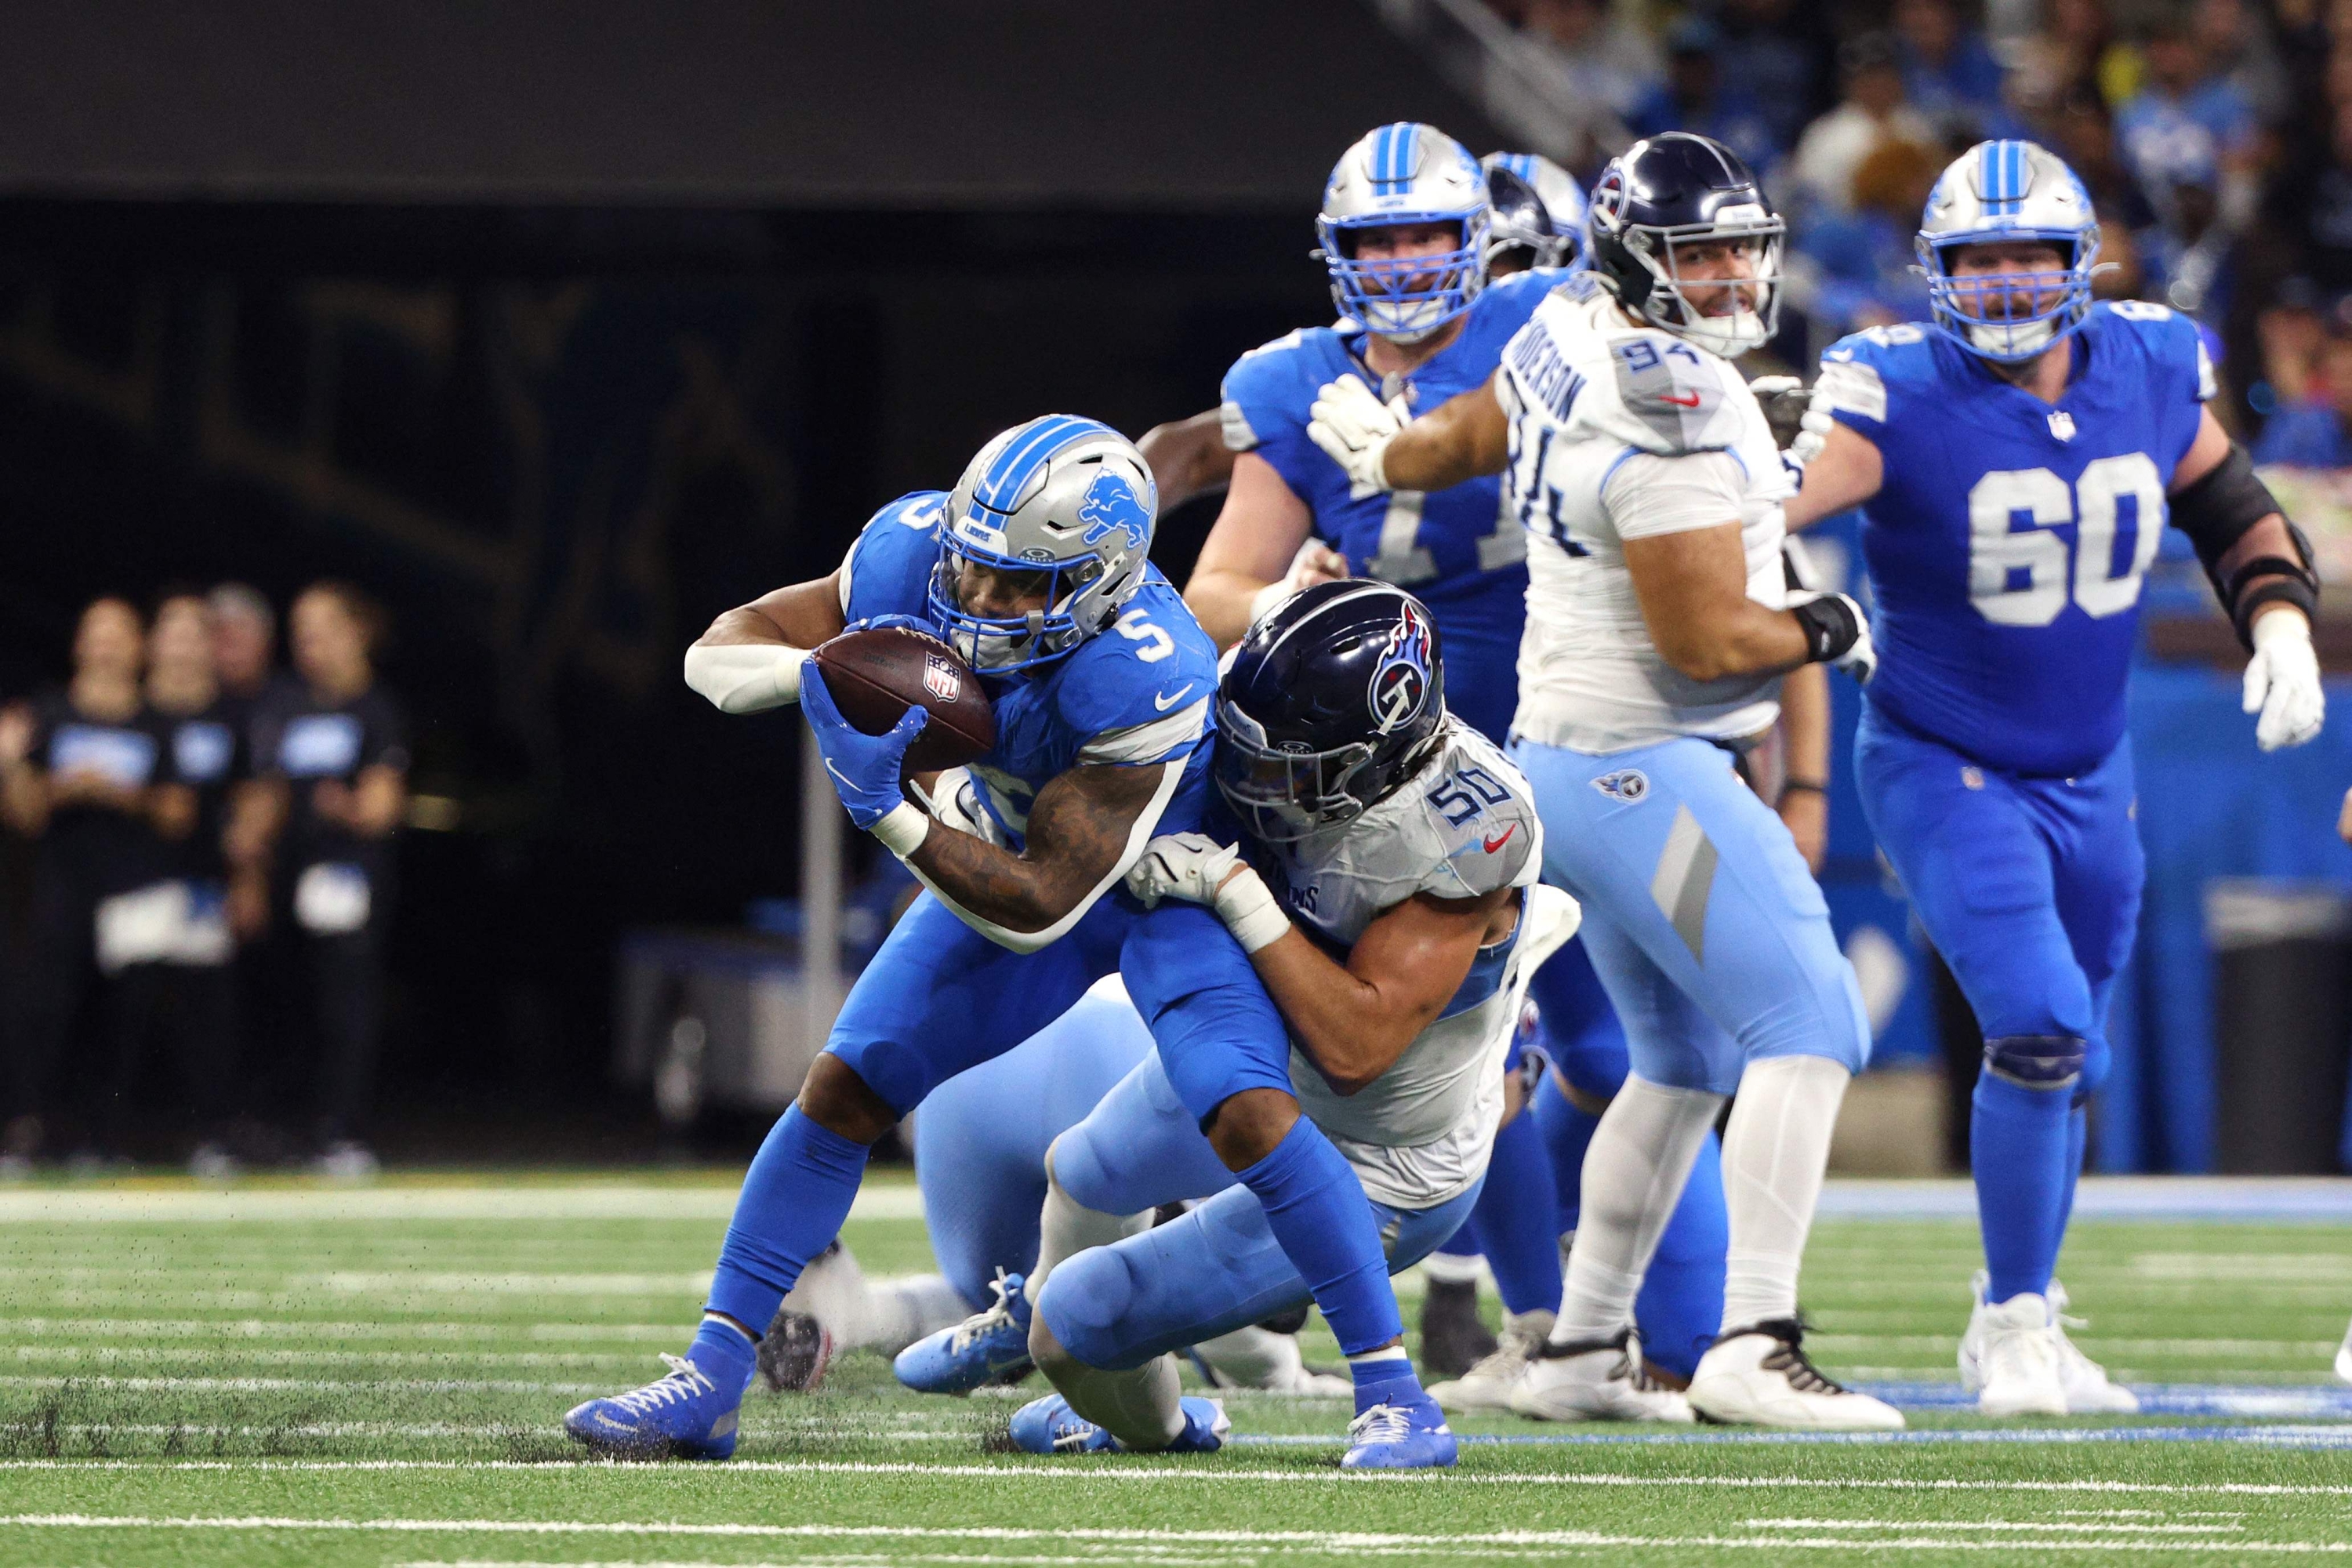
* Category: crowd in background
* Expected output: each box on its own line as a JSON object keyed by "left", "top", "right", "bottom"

{"left": 1501, "top": 0, "right": 2352, "bottom": 465}
{"left": 0, "top": 583, "right": 408, "bottom": 1179}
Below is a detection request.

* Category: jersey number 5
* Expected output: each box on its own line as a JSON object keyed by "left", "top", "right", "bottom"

{"left": 1967, "top": 456, "right": 2165, "bottom": 626}
{"left": 1113, "top": 608, "right": 1177, "bottom": 662}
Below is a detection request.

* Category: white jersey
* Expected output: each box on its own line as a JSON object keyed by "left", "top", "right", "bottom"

{"left": 1497, "top": 275, "right": 1794, "bottom": 754}
{"left": 1259, "top": 721, "right": 1572, "bottom": 1209}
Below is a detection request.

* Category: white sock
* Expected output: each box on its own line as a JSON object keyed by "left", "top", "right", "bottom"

{"left": 1551, "top": 1076, "right": 1725, "bottom": 1347}
{"left": 1193, "top": 1323, "right": 1305, "bottom": 1389}
{"left": 1027, "top": 1143, "right": 1150, "bottom": 1306}
{"left": 1718, "top": 1053, "right": 1849, "bottom": 1334}
{"left": 1419, "top": 1249, "right": 1486, "bottom": 1287}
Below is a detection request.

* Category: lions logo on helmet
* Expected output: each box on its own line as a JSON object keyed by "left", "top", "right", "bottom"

{"left": 930, "top": 415, "right": 1160, "bottom": 673}
{"left": 1368, "top": 610, "right": 1433, "bottom": 734}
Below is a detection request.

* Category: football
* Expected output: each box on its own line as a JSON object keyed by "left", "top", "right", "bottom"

{"left": 811, "top": 623, "right": 995, "bottom": 772}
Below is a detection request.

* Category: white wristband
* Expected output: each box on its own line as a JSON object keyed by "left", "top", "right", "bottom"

{"left": 871, "top": 801, "right": 931, "bottom": 858}
{"left": 1213, "top": 865, "right": 1293, "bottom": 953}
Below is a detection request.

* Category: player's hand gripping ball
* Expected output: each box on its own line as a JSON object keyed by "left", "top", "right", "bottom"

{"left": 804, "top": 622, "right": 995, "bottom": 829}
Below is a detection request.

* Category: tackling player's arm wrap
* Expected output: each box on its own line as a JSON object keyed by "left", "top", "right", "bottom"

{"left": 2171, "top": 441, "right": 2322, "bottom": 648}
{"left": 878, "top": 760, "right": 1183, "bottom": 955}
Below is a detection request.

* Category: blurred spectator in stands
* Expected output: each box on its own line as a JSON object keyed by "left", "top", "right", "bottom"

{"left": 1893, "top": 0, "right": 2020, "bottom": 138}
{"left": 126, "top": 590, "right": 249, "bottom": 1177}
{"left": 1520, "top": 0, "right": 1661, "bottom": 147}
{"left": 1627, "top": 17, "right": 1782, "bottom": 177}
{"left": 2191, "top": 0, "right": 2288, "bottom": 126}
{"left": 1708, "top": 0, "right": 1837, "bottom": 155}
{"left": 0, "top": 599, "right": 186, "bottom": 1172}
{"left": 2269, "top": 77, "right": 2352, "bottom": 292}
{"left": 1790, "top": 32, "right": 1938, "bottom": 216}
{"left": 2009, "top": 0, "right": 2136, "bottom": 125}
{"left": 250, "top": 583, "right": 407, "bottom": 1181}
{"left": 2251, "top": 325, "right": 2352, "bottom": 466}
{"left": 2252, "top": 277, "right": 2328, "bottom": 419}
{"left": 209, "top": 583, "right": 280, "bottom": 722}
{"left": 2116, "top": 9, "right": 2263, "bottom": 318}
{"left": 1795, "top": 139, "right": 1940, "bottom": 332}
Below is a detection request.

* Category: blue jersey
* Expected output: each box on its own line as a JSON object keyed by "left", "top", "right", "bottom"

{"left": 1819, "top": 303, "right": 2214, "bottom": 776}
{"left": 1218, "top": 270, "right": 1559, "bottom": 643}
{"left": 839, "top": 491, "right": 1221, "bottom": 846}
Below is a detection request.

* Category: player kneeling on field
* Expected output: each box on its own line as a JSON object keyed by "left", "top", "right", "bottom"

{"left": 989, "top": 583, "right": 1596, "bottom": 1458}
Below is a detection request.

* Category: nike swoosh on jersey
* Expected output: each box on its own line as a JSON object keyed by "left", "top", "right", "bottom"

{"left": 1660, "top": 390, "right": 1701, "bottom": 408}
{"left": 1482, "top": 823, "right": 1517, "bottom": 854}
{"left": 1153, "top": 684, "right": 1196, "bottom": 712}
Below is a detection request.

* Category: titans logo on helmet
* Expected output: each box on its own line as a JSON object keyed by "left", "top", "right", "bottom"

{"left": 1076, "top": 471, "right": 1150, "bottom": 552}
{"left": 1368, "top": 610, "right": 1432, "bottom": 734}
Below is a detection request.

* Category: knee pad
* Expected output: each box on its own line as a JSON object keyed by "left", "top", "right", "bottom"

{"left": 1983, "top": 1034, "right": 2086, "bottom": 1093}
{"left": 1035, "top": 1246, "right": 1143, "bottom": 1372}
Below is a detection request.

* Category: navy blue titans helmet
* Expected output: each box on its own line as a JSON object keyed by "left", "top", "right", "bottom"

{"left": 1214, "top": 581, "right": 1446, "bottom": 842}
{"left": 1588, "top": 132, "right": 1784, "bottom": 358}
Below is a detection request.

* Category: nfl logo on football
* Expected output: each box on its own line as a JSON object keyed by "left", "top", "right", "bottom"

{"left": 923, "top": 652, "right": 963, "bottom": 703}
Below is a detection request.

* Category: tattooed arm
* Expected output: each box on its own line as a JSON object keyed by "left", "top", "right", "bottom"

{"left": 901, "top": 760, "right": 1182, "bottom": 953}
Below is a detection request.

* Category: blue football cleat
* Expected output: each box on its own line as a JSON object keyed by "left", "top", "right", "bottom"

{"left": 894, "top": 1269, "right": 1034, "bottom": 1394}
{"left": 1341, "top": 1397, "right": 1458, "bottom": 1470}
{"left": 1008, "top": 1392, "right": 1230, "bottom": 1454}
{"left": 563, "top": 1352, "right": 749, "bottom": 1459}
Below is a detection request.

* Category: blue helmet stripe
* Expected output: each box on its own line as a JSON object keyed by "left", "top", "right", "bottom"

{"left": 973, "top": 415, "right": 1102, "bottom": 514}
{"left": 1397, "top": 123, "right": 1418, "bottom": 188}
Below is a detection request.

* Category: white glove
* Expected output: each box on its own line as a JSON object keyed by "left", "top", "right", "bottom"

{"left": 1248, "top": 536, "right": 1352, "bottom": 626}
{"left": 1123, "top": 832, "right": 1243, "bottom": 909}
{"left": 1124, "top": 832, "right": 1293, "bottom": 952}
{"left": 1306, "top": 375, "right": 1406, "bottom": 498}
{"left": 2243, "top": 609, "right": 2325, "bottom": 752}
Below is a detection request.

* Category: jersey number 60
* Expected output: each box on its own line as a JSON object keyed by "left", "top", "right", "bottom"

{"left": 1968, "top": 455, "right": 2165, "bottom": 626}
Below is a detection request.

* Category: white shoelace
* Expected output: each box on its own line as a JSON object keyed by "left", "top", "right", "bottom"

{"left": 2045, "top": 1281, "right": 2114, "bottom": 1382}
{"left": 949, "top": 1269, "right": 1022, "bottom": 1354}
{"left": 1347, "top": 1402, "right": 1414, "bottom": 1448}
{"left": 608, "top": 1353, "right": 717, "bottom": 1416}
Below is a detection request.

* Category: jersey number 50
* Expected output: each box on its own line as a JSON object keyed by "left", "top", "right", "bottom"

{"left": 1968, "top": 455, "right": 2165, "bottom": 626}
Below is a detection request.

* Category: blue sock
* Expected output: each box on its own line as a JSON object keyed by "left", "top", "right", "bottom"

{"left": 1633, "top": 1129, "right": 1728, "bottom": 1380}
{"left": 1345, "top": 1345, "right": 1428, "bottom": 1416}
{"left": 1465, "top": 1112, "right": 1563, "bottom": 1316}
{"left": 1532, "top": 1068, "right": 1602, "bottom": 1236}
{"left": 705, "top": 1105, "right": 872, "bottom": 1330}
{"left": 1236, "top": 1117, "right": 1403, "bottom": 1357}
{"left": 2054, "top": 1104, "right": 2088, "bottom": 1243}
{"left": 1972, "top": 1073, "right": 2070, "bottom": 1302}
{"left": 688, "top": 1314, "right": 758, "bottom": 1396}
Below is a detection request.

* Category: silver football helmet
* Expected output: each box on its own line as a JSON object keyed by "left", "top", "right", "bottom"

{"left": 1316, "top": 122, "right": 1490, "bottom": 343}
{"left": 929, "top": 416, "right": 1157, "bottom": 673}
{"left": 1916, "top": 140, "right": 2101, "bottom": 363}
{"left": 1481, "top": 151, "right": 1586, "bottom": 271}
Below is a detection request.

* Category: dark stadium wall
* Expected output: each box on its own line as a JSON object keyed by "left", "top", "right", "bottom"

{"left": 0, "top": 209, "right": 1327, "bottom": 1129}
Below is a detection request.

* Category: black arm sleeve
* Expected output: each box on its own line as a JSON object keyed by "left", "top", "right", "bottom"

{"left": 2169, "top": 442, "right": 2319, "bottom": 649}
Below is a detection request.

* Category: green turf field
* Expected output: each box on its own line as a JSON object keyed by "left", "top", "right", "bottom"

{"left": 4, "top": 1174, "right": 2351, "bottom": 1566}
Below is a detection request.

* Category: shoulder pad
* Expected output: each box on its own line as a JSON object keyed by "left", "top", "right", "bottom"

{"left": 1220, "top": 328, "right": 1329, "bottom": 452}
{"left": 1817, "top": 325, "right": 1937, "bottom": 432}
{"left": 1412, "top": 735, "right": 1541, "bottom": 899}
{"left": 1581, "top": 329, "right": 1748, "bottom": 455}
{"left": 2094, "top": 299, "right": 2217, "bottom": 401}
{"left": 1059, "top": 583, "right": 1219, "bottom": 763}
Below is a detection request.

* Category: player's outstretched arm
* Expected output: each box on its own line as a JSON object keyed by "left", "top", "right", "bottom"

{"left": 1138, "top": 409, "right": 1236, "bottom": 515}
{"left": 2170, "top": 408, "right": 2327, "bottom": 750}
{"left": 681, "top": 572, "right": 851, "bottom": 715}
{"left": 1309, "top": 373, "right": 1510, "bottom": 496}
{"left": 1183, "top": 454, "right": 1338, "bottom": 649}
{"left": 1250, "top": 887, "right": 1516, "bottom": 1097}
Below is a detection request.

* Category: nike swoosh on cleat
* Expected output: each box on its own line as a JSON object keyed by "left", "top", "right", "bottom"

{"left": 1154, "top": 684, "right": 1196, "bottom": 712}
{"left": 1482, "top": 823, "right": 1517, "bottom": 853}
{"left": 1661, "top": 391, "right": 1702, "bottom": 408}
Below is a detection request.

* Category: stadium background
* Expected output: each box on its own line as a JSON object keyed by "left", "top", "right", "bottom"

{"left": 0, "top": 0, "right": 2347, "bottom": 1178}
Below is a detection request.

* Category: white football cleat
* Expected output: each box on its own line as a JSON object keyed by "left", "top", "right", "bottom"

{"left": 1966, "top": 1290, "right": 2067, "bottom": 1417}
{"left": 1508, "top": 1327, "right": 1694, "bottom": 1424}
{"left": 2045, "top": 1278, "right": 2138, "bottom": 1414}
{"left": 1429, "top": 1308, "right": 1552, "bottom": 1412}
{"left": 2337, "top": 1316, "right": 2352, "bottom": 1387}
{"left": 1687, "top": 1319, "right": 1904, "bottom": 1430}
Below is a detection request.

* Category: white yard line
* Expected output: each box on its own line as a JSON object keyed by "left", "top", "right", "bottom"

{"left": 0, "top": 1186, "right": 923, "bottom": 1223}
{"left": 7, "top": 1459, "right": 2352, "bottom": 1497}
{"left": 0, "top": 1318, "right": 684, "bottom": 1341}
{"left": 0, "top": 1374, "right": 607, "bottom": 1394}
{"left": 6, "top": 1346, "right": 644, "bottom": 1368}
{"left": 3, "top": 1514, "right": 2348, "bottom": 1557}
